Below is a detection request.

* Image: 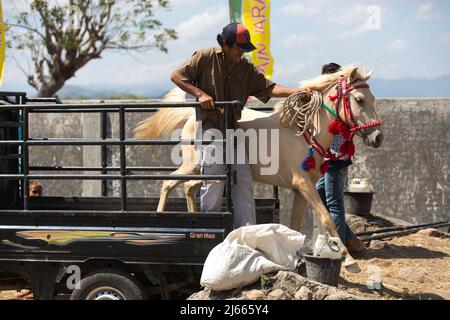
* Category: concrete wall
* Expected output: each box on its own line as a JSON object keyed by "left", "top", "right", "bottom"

{"left": 26, "top": 98, "right": 450, "bottom": 230}
{"left": 348, "top": 99, "right": 450, "bottom": 224}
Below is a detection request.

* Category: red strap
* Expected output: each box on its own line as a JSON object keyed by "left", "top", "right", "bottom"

{"left": 348, "top": 84, "right": 369, "bottom": 91}
{"left": 302, "top": 130, "right": 343, "bottom": 162}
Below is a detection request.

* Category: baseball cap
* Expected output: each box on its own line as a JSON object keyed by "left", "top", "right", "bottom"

{"left": 221, "top": 23, "right": 257, "bottom": 53}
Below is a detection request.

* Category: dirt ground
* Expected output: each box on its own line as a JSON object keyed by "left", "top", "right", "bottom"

{"left": 339, "top": 231, "right": 450, "bottom": 300}
{"left": 1, "top": 230, "right": 449, "bottom": 300}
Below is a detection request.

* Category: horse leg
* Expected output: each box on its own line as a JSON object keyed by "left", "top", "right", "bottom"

{"left": 184, "top": 180, "right": 203, "bottom": 212}
{"left": 290, "top": 189, "right": 308, "bottom": 231}
{"left": 292, "top": 175, "right": 360, "bottom": 272}
{"left": 157, "top": 165, "right": 195, "bottom": 212}
{"left": 289, "top": 170, "right": 322, "bottom": 230}
{"left": 293, "top": 176, "right": 338, "bottom": 236}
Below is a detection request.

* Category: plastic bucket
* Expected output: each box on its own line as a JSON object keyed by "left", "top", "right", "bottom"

{"left": 344, "top": 191, "right": 374, "bottom": 216}
{"left": 303, "top": 254, "right": 342, "bottom": 287}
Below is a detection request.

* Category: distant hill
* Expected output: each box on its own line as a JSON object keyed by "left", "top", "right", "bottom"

{"left": 370, "top": 76, "right": 450, "bottom": 98}
{"left": 56, "top": 85, "right": 170, "bottom": 100}
{"left": 56, "top": 85, "right": 152, "bottom": 100}
{"left": 56, "top": 76, "right": 450, "bottom": 100}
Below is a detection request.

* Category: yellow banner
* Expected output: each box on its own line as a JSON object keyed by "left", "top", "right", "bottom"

{"left": 242, "top": 0, "right": 273, "bottom": 79}
{"left": 0, "top": 0, "right": 5, "bottom": 86}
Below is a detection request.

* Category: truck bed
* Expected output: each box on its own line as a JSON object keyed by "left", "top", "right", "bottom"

{"left": 0, "top": 197, "right": 278, "bottom": 266}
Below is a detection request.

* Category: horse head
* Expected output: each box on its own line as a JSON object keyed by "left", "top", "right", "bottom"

{"left": 334, "top": 67, "right": 383, "bottom": 148}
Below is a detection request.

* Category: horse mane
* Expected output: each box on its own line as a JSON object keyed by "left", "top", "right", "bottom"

{"left": 300, "top": 66, "right": 372, "bottom": 92}
{"left": 276, "top": 67, "right": 372, "bottom": 135}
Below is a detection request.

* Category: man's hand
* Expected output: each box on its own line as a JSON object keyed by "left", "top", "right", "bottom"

{"left": 198, "top": 92, "right": 215, "bottom": 109}
{"left": 170, "top": 74, "right": 216, "bottom": 110}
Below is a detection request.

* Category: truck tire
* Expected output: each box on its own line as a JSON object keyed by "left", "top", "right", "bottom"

{"left": 70, "top": 269, "right": 147, "bottom": 300}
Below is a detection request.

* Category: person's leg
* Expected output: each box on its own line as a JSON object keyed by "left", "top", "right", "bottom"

{"left": 231, "top": 161, "right": 256, "bottom": 228}
{"left": 200, "top": 163, "right": 225, "bottom": 212}
{"left": 323, "top": 167, "right": 354, "bottom": 244}
{"left": 199, "top": 140, "right": 225, "bottom": 212}
{"left": 316, "top": 175, "right": 328, "bottom": 210}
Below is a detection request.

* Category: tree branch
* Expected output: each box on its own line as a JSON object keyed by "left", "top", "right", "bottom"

{"left": 5, "top": 23, "right": 45, "bottom": 39}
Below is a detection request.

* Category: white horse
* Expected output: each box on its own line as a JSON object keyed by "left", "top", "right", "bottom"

{"left": 135, "top": 67, "right": 383, "bottom": 268}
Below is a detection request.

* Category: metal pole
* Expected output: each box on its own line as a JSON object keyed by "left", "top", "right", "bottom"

{"left": 16, "top": 94, "right": 24, "bottom": 208}
{"left": 0, "top": 174, "right": 227, "bottom": 180}
{"left": 101, "top": 110, "right": 108, "bottom": 197}
{"left": 357, "top": 220, "right": 450, "bottom": 238}
{"left": 28, "top": 166, "right": 180, "bottom": 172}
{"left": 360, "top": 221, "right": 450, "bottom": 242}
{"left": 119, "top": 106, "right": 127, "bottom": 211}
{"left": 273, "top": 186, "right": 279, "bottom": 199}
{"left": 22, "top": 104, "right": 29, "bottom": 210}
{"left": 224, "top": 102, "right": 232, "bottom": 216}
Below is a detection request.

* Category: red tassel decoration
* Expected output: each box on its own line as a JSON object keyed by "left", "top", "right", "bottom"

{"left": 320, "top": 161, "right": 330, "bottom": 175}
{"left": 328, "top": 119, "right": 346, "bottom": 135}
{"left": 301, "top": 155, "right": 316, "bottom": 172}
{"left": 339, "top": 140, "right": 355, "bottom": 158}
{"left": 300, "top": 148, "right": 316, "bottom": 172}
{"left": 328, "top": 119, "right": 353, "bottom": 140}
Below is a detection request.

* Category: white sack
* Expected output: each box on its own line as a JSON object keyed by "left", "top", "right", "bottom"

{"left": 200, "top": 224, "right": 306, "bottom": 291}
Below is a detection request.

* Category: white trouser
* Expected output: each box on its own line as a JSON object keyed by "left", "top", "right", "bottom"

{"left": 200, "top": 146, "right": 256, "bottom": 229}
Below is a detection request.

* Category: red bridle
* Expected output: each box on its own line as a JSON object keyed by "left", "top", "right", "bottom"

{"left": 300, "top": 76, "right": 382, "bottom": 174}
{"left": 328, "top": 76, "right": 382, "bottom": 132}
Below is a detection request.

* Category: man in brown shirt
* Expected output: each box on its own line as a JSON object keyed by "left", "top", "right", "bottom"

{"left": 171, "top": 23, "right": 299, "bottom": 227}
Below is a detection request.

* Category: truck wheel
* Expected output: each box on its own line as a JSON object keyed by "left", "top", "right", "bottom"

{"left": 70, "top": 269, "right": 147, "bottom": 300}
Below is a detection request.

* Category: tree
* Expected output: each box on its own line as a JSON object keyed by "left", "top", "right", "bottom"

{"left": 6, "top": 0, "right": 177, "bottom": 97}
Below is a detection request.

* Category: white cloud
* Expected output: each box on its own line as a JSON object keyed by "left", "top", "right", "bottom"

{"left": 331, "top": 4, "right": 384, "bottom": 39}
{"left": 73, "top": 58, "right": 180, "bottom": 87}
{"left": 176, "top": 5, "right": 228, "bottom": 45}
{"left": 281, "top": 34, "right": 317, "bottom": 48}
{"left": 327, "top": 5, "right": 368, "bottom": 26}
{"left": 416, "top": 2, "right": 438, "bottom": 21}
{"left": 278, "top": 3, "right": 320, "bottom": 17}
{"left": 386, "top": 39, "right": 408, "bottom": 52}
{"left": 169, "top": 0, "right": 201, "bottom": 8}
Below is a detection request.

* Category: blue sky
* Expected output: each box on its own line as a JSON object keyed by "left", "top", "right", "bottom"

{"left": 2, "top": 0, "right": 450, "bottom": 95}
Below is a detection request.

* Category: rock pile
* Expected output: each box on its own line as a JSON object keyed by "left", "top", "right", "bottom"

{"left": 188, "top": 271, "right": 363, "bottom": 300}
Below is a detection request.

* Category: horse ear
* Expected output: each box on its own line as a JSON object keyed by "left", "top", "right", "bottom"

{"left": 366, "top": 70, "right": 374, "bottom": 80}
{"left": 349, "top": 68, "right": 359, "bottom": 83}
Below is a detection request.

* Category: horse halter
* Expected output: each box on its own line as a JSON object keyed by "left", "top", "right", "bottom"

{"left": 327, "top": 76, "right": 382, "bottom": 133}
{"left": 300, "top": 75, "right": 382, "bottom": 175}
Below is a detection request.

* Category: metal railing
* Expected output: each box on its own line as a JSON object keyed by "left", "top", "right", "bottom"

{"left": 0, "top": 100, "right": 243, "bottom": 214}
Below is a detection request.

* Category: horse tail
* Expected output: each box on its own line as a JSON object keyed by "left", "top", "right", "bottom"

{"left": 134, "top": 87, "right": 192, "bottom": 139}
{"left": 134, "top": 107, "right": 194, "bottom": 139}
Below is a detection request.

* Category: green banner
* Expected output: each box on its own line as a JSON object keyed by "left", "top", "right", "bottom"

{"left": 229, "top": 0, "right": 243, "bottom": 23}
